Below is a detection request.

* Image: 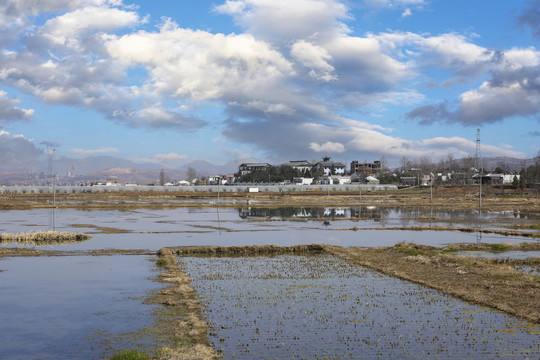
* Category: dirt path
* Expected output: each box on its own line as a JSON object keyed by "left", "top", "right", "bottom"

{"left": 146, "top": 248, "right": 218, "bottom": 360}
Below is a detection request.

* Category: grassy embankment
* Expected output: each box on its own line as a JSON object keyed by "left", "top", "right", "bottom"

{"left": 0, "top": 231, "right": 90, "bottom": 245}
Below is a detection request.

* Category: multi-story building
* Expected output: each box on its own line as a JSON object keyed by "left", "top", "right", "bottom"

{"left": 350, "top": 160, "right": 381, "bottom": 177}
{"left": 238, "top": 163, "right": 272, "bottom": 176}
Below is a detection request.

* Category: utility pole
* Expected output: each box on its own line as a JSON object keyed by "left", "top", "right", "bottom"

{"left": 47, "top": 146, "right": 56, "bottom": 230}
{"left": 47, "top": 147, "right": 56, "bottom": 206}
{"left": 475, "top": 129, "right": 482, "bottom": 208}
{"left": 430, "top": 172, "right": 434, "bottom": 203}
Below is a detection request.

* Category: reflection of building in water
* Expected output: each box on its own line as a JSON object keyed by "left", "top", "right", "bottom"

{"left": 323, "top": 208, "right": 347, "bottom": 217}
{"left": 238, "top": 207, "right": 315, "bottom": 219}
{"left": 350, "top": 206, "right": 382, "bottom": 221}
{"left": 238, "top": 208, "right": 272, "bottom": 219}
{"left": 292, "top": 208, "right": 313, "bottom": 218}
{"left": 238, "top": 207, "right": 342, "bottom": 219}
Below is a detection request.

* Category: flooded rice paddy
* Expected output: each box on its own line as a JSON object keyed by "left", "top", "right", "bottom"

{"left": 182, "top": 254, "right": 540, "bottom": 359}
{"left": 0, "top": 255, "right": 162, "bottom": 360}
{"left": 1, "top": 205, "right": 538, "bottom": 359}
{"left": 1, "top": 206, "right": 538, "bottom": 251}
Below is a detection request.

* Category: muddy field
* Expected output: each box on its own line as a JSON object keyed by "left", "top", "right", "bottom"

{"left": 1, "top": 186, "right": 540, "bottom": 213}
{"left": 155, "top": 244, "right": 539, "bottom": 359}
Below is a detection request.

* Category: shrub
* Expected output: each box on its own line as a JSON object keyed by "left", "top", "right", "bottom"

{"left": 156, "top": 259, "right": 167, "bottom": 267}
{"left": 107, "top": 349, "right": 152, "bottom": 360}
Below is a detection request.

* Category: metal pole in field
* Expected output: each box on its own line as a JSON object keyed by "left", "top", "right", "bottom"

{"left": 430, "top": 172, "right": 434, "bottom": 203}
{"left": 217, "top": 176, "right": 221, "bottom": 205}
{"left": 430, "top": 177, "right": 433, "bottom": 203}
{"left": 476, "top": 128, "right": 482, "bottom": 208}
{"left": 47, "top": 147, "right": 56, "bottom": 206}
{"left": 411, "top": 168, "right": 420, "bottom": 189}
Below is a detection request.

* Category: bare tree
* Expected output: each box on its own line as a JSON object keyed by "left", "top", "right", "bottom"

{"left": 400, "top": 156, "right": 412, "bottom": 172}
{"left": 186, "top": 167, "right": 197, "bottom": 182}
{"left": 379, "top": 155, "right": 389, "bottom": 173}
{"left": 418, "top": 156, "right": 434, "bottom": 173}
{"left": 159, "top": 169, "right": 167, "bottom": 186}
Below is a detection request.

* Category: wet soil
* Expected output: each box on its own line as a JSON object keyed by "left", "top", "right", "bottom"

{"left": 170, "top": 243, "right": 540, "bottom": 324}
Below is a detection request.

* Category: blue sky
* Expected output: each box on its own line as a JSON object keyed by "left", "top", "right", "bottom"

{"left": 1, "top": 0, "right": 539, "bottom": 171}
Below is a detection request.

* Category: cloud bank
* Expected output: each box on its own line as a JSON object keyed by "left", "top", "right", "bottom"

{"left": 0, "top": 0, "right": 536, "bottom": 166}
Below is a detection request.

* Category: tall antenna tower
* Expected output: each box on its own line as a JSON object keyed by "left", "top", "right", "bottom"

{"left": 475, "top": 128, "right": 482, "bottom": 173}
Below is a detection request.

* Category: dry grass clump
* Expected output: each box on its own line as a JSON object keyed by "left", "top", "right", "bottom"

{"left": 0, "top": 231, "right": 91, "bottom": 245}
{"left": 445, "top": 242, "right": 540, "bottom": 252}
{"left": 146, "top": 248, "right": 218, "bottom": 360}
{"left": 173, "top": 244, "right": 326, "bottom": 257}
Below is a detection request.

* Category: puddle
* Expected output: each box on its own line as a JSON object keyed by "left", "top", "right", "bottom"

{"left": 182, "top": 255, "right": 540, "bottom": 359}
{"left": 0, "top": 255, "right": 162, "bottom": 360}
{"left": 457, "top": 251, "right": 540, "bottom": 260}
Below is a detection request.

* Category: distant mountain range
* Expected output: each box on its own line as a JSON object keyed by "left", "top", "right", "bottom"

{"left": 80, "top": 157, "right": 258, "bottom": 183}
{"left": 477, "top": 156, "right": 535, "bottom": 172}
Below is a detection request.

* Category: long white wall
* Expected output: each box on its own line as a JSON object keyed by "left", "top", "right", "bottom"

{"left": 0, "top": 184, "right": 397, "bottom": 194}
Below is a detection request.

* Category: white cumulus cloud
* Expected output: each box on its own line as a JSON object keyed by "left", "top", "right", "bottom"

{"left": 309, "top": 141, "right": 346, "bottom": 153}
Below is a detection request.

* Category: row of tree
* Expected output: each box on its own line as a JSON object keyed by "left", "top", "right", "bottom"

{"left": 236, "top": 165, "right": 321, "bottom": 183}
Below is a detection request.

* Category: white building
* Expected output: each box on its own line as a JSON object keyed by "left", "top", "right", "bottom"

{"left": 287, "top": 160, "right": 313, "bottom": 173}
{"left": 319, "top": 175, "right": 351, "bottom": 185}
{"left": 314, "top": 156, "right": 346, "bottom": 176}
{"left": 293, "top": 177, "right": 314, "bottom": 185}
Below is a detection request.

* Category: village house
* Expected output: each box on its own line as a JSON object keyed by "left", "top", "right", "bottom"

{"left": 287, "top": 160, "right": 313, "bottom": 173}
{"left": 314, "top": 156, "right": 346, "bottom": 176}
{"left": 238, "top": 163, "right": 272, "bottom": 176}
{"left": 293, "top": 177, "right": 314, "bottom": 185}
{"left": 474, "top": 173, "right": 520, "bottom": 185}
{"left": 319, "top": 175, "right": 351, "bottom": 185}
{"left": 401, "top": 176, "right": 417, "bottom": 186}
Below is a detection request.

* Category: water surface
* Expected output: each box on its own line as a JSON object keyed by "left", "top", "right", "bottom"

{"left": 1, "top": 207, "right": 537, "bottom": 251}
{"left": 0, "top": 255, "right": 162, "bottom": 360}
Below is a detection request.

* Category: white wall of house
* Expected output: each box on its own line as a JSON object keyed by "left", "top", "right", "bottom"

{"left": 293, "top": 177, "right": 314, "bottom": 185}
{"left": 320, "top": 176, "right": 350, "bottom": 185}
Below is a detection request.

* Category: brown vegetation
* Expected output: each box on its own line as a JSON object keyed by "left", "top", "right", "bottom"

{"left": 1, "top": 186, "right": 539, "bottom": 213}
{"left": 326, "top": 243, "right": 540, "bottom": 324}
{"left": 0, "top": 231, "right": 91, "bottom": 245}
{"left": 146, "top": 248, "right": 218, "bottom": 360}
